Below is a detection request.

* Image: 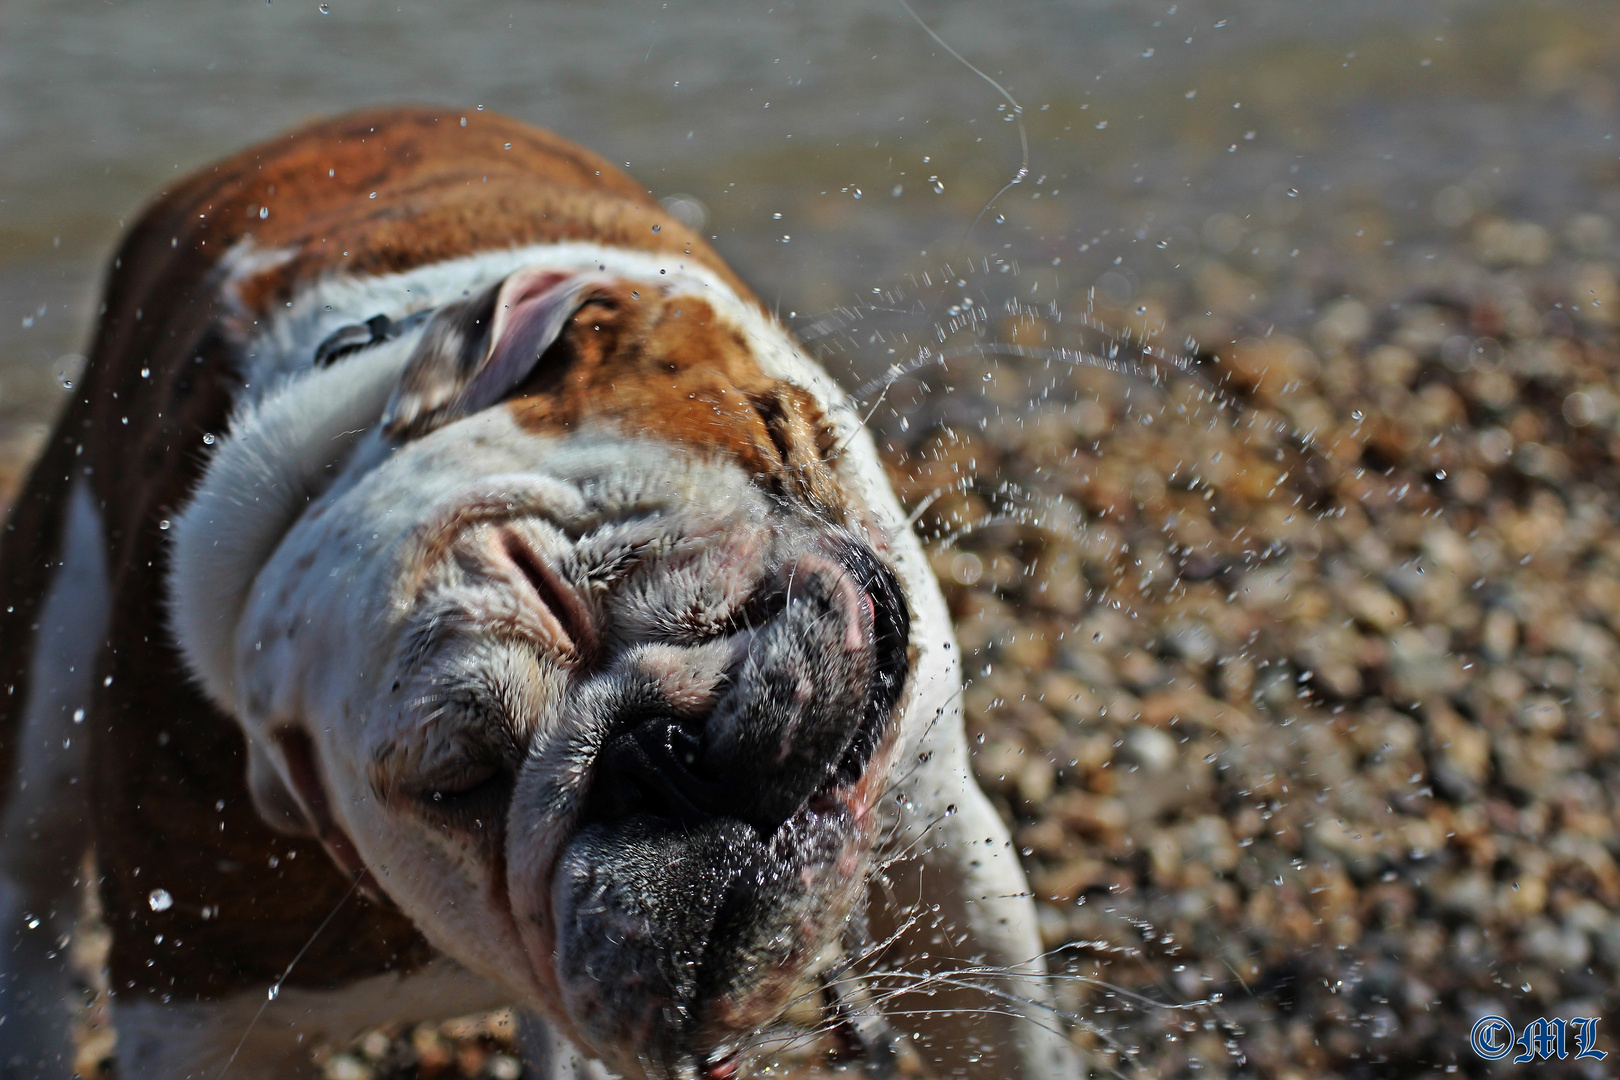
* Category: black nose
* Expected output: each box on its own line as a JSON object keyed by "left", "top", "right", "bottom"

{"left": 589, "top": 544, "right": 909, "bottom": 832}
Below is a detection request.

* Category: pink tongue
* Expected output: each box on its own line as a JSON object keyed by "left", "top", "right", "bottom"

{"left": 699, "top": 1055, "right": 740, "bottom": 1080}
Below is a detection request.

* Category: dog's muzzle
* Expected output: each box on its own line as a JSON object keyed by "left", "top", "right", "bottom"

{"left": 546, "top": 542, "right": 910, "bottom": 1077}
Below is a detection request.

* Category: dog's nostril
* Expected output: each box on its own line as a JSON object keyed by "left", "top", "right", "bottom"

{"left": 693, "top": 556, "right": 894, "bottom": 829}
{"left": 583, "top": 546, "right": 910, "bottom": 832}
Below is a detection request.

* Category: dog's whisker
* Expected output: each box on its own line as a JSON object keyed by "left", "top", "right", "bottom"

{"left": 217, "top": 870, "right": 363, "bottom": 1079}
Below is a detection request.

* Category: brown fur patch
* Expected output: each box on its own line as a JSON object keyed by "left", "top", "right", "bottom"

{"left": 144, "top": 107, "right": 752, "bottom": 317}
{"left": 505, "top": 284, "right": 848, "bottom": 514}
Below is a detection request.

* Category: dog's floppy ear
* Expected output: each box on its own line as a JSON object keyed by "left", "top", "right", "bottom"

{"left": 247, "top": 739, "right": 318, "bottom": 837}
{"left": 383, "top": 269, "right": 609, "bottom": 439}
{"left": 255, "top": 726, "right": 391, "bottom": 904}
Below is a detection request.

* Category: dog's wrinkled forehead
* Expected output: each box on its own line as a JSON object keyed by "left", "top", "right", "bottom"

{"left": 235, "top": 422, "right": 781, "bottom": 718}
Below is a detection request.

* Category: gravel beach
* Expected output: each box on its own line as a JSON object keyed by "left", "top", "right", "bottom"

{"left": 901, "top": 226, "right": 1620, "bottom": 1079}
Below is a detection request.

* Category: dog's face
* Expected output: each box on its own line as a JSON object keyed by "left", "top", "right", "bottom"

{"left": 211, "top": 271, "right": 911, "bottom": 1078}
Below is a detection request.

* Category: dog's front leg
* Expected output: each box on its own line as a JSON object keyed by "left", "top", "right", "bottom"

{"left": 0, "top": 478, "right": 109, "bottom": 1080}
{"left": 868, "top": 652, "right": 1085, "bottom": 1080}
{"left": 111, "top": 960, "right": 509, "bottom": 1080}
{"left": 517, "top": 1013, "right": 617, "bottom": 1080}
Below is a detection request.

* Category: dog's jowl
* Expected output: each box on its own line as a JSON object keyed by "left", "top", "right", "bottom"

{"left": 0, "top": 109, "right": 1081, "bottom": 1080}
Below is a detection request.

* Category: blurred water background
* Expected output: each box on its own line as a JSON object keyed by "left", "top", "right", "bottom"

{"left": 2, "top": 0, "right": 1617, "bottom": 497}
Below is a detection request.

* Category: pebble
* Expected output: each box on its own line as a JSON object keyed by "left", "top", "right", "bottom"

{"left": 1120, "top": 725, "right": 1177, "bottom": 773}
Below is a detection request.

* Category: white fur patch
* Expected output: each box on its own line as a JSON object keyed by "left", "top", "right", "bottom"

{"left": 169, "top": 340, "right": 418, "bottom": 711}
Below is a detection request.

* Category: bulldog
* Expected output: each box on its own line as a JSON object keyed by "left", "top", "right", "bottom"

{"left": 0, "top": 108, "right": 1080, "bottom": 1080}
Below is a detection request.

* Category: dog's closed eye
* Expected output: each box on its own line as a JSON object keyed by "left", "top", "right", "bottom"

{"left": 408, "top": 759, "right": 515, "bottom": 834}
{"left": 312, "top": 309, "right": 435, "bottom": 367}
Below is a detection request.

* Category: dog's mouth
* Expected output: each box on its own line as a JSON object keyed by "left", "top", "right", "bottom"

{"left": 511, "top": 538, "right": 912, "bottom": 1078}
{"left": 585, "top": 540, "right": 910, "bottom": 832}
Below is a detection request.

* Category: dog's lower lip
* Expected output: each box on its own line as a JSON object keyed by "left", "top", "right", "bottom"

{"left": 699, "top": 1051, "right": 741, "bottom": 1079}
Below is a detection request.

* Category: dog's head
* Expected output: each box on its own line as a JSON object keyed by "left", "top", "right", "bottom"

{"left": 172, "top": 265, "right": 913, "bottom": 1078}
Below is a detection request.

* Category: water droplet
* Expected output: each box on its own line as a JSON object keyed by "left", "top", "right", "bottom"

{"left": 159, "top": 519, "right": 171, "bottom": 531}
{"left": 148, "top": 888, "right": 174, "bottom": 912}
{"left": 267, "top": 984, "right": 280, "bottom": 1001}
{"left": 72, "top": 709, "right": 84, "bottom": 724}
{"left": 651, "top": 224, "right": 661, "bottom": 233}
{"left": 318, "top": 1, "right": 329, "bottom": 10}
{"left": 368, "top": 191, "right": 377, "bottom": 199}
{"left": 140, "top": 367, "right": 150, "bottom": 379}
{"left": 25, "top": 917, "right": 39, "bottom": 930}
{"left": 202, "top": 433, "right": 216, "bottom": 445}
{"left": 258, "top": 206, "right": 269, "bottom": 220}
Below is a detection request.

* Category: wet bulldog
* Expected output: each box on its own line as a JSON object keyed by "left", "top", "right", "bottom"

{"left": 0, "top": 108, "right": 1081, "bottom": 1080}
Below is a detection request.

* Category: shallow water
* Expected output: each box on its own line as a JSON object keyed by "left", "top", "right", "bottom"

{"left": 2, "top": 0, "right": 1616, "bottom": 478}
